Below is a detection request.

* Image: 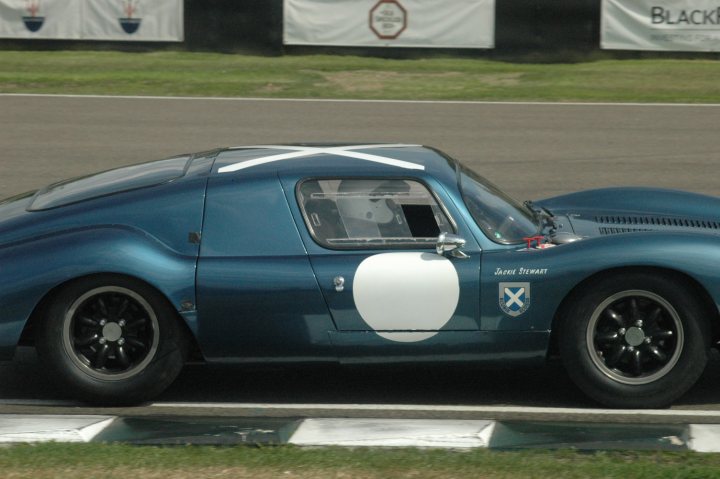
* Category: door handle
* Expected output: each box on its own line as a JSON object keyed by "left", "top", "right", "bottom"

{"left": 333, "top": 276, "right": 345, "bottom": 292}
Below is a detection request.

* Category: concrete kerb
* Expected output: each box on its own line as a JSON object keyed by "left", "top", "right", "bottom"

{"left": 2, "top": 413, "right": 720, "bottom": 451}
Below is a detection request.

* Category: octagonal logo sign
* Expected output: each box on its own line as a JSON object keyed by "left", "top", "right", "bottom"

{"left": 369, "top": 0, "right": 407, "bottom": 40}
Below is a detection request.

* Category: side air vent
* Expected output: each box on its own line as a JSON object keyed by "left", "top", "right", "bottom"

{"left": 594, "top": 216, "right": 720, "bottom": 230}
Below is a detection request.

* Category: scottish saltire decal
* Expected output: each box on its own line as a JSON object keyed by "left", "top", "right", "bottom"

{"left": 499, "top": 282, "right": 530, "bottom": 317}
{"left": 218, "top": 145, "right": 424, "bottom": 173}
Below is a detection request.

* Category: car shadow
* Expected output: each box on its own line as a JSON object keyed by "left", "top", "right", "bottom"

{"left": 158, "top": 360, "right": 596, "bottom": 408}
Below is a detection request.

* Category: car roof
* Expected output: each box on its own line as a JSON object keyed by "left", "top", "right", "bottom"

{"left": 20, "top": 145, "right": 460, "bottom": 212}
{"left": 211, "top": 144, "right": 458, "bottom": 183}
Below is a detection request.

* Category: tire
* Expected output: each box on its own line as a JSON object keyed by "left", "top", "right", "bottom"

{"left": 36, "top": 275, "right": 187, "bottom": 405}
{"left": 559, "top": 272, "right": 710, "bottom": 408}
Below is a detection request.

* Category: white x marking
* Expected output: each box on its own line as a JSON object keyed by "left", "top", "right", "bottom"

{"left": 505, "top": 288, "right": 525, "bottom": 308}
{"left": 217, "top": 144, "right": 425, "bottom": 173}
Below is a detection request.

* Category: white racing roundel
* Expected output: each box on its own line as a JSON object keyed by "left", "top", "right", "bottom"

{"left": 352, "top": 252, "right": 460, "bottom": 343}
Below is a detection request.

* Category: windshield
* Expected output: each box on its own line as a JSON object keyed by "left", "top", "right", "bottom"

{"left": 459, "top": 165, "right": 539, "bottom": 244}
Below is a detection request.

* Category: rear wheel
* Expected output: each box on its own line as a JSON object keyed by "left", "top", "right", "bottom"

{"left": 37, "top": 275, "right": 187, "bottom": 405}
{"left": 560, "top": 273, "right": 709, "bottom": 408}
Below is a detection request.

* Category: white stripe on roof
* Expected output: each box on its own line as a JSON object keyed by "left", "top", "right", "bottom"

{"left": 217, "top": 144, "right": 424, "bottom": 173}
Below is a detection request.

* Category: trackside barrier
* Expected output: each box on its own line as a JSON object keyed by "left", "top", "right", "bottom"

{"left": 0, "top": 0, "right": 599, "bottom": 53}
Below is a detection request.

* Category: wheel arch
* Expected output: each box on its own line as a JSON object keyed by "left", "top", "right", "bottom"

{"left": 547, "top": 266, "right": 719, "bottom": 358}
{"left": 18, "top": 272, "right": 203, "bottom": 361}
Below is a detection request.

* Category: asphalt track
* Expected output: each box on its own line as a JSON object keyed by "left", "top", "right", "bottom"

{"left": 1, "top": 95, "right": 718, "bottom": 199}
{"left": 1, "top": 94, "right": 719, "bottom": 422}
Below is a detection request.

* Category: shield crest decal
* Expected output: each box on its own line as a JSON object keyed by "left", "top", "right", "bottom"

{"left": 499, "top": 282, "right": 530, "bottom": 317}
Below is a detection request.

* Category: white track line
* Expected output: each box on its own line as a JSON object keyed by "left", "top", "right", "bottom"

{"left": 0, "top": 399, "right": 80, "bottom": 407}
{"left": 2, "top": 399, "right": 720, "bottom": 418}
{"left": 0, "top": 93, "right": 719, "bottom": 107}
{"left": 149, "top": 402, "right": 720, "bottom": 417}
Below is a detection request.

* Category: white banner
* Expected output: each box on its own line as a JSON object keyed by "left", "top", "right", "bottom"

{"left": 284, "top": 0, "right": 494, "bottom": 49}
{"left": 0, "top": 0, "right": 183, "bottom": 41}
{"left": 602, "top": 0, "right": 720, "bottom": 51}
{"left": 0, "top": 0, "right": 81, "bottom": 39}
{"left": 83, "top": 0, "right": 183, "bottom": 42}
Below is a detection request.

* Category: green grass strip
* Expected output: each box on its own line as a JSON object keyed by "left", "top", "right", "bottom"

{"left": 0, "top": 50, "right": 719, "bottom": 103}
{"left": 2, "top": 444, "right": 720, "bottom": 479}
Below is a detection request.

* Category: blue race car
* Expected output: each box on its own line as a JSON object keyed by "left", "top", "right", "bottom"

{"left": 0, "top": 144, "right": 717, "bottom": 407}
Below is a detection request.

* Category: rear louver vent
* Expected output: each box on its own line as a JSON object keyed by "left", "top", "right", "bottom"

{"left": 599, "top": 227, "right": 653, "bottom": 235}
{"left": 594, "top": 216, "right": 720, "bottom": 230}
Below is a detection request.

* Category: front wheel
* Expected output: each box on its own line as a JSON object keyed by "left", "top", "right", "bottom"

{"left": 37, "top": 275, "right": 187, "bottom": 405}
{"left": 560, "top": 273, "right": 710, "bottom": 408}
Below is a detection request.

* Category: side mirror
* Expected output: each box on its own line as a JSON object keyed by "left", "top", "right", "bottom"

{"left": 436, "top": 233, "right": 469, "bottom": 259}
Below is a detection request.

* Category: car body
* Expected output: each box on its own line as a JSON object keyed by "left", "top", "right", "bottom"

{"left": 0, "top": 144, "right": 718, "bottom": 407}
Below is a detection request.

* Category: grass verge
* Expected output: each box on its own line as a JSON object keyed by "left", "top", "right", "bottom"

{"left": 0, "top": 50, "right": 719, "bottom": 102}
{"left": 1, "top": 444, "right": 720, "bottom": 479}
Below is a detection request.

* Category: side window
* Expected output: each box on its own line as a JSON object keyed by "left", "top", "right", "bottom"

{"left": 297, "top": 179, "right": 454, "bottom": 249}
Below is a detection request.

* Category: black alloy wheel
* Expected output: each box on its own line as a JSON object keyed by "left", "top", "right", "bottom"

{"left": 63, "top": 286, "right": 160, "bottom": 380}
{"left": 588, "top": 290, "right": 682, "bottom": 385}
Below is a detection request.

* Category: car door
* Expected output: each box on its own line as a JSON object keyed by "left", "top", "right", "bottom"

{"left": 282, "top": 175, "right": 482, "bottom": 356}
{"left": 195, "top": 173, "right": 337, "bottom": 361}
